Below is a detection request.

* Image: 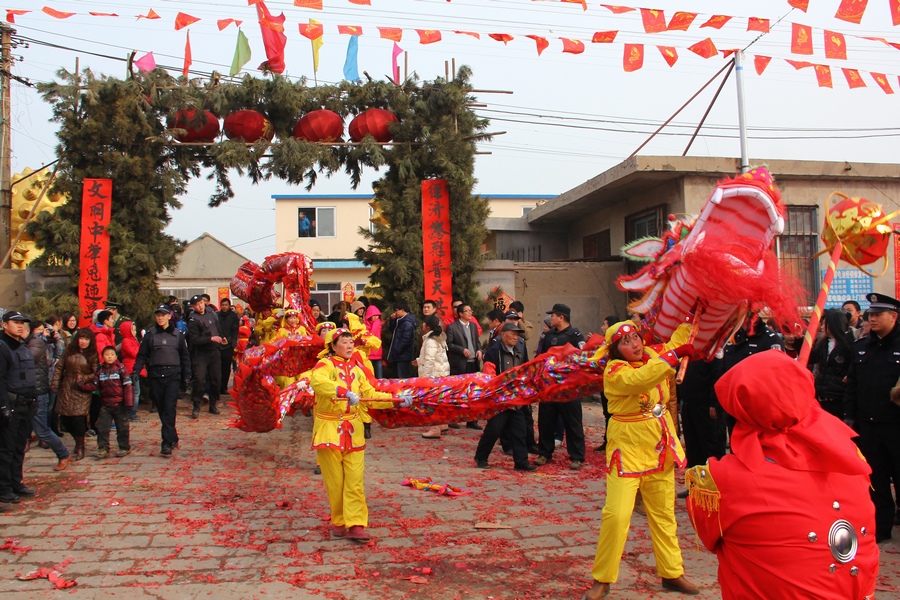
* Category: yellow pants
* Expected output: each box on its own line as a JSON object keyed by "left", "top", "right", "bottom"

{"left": 317, "top": 448, "right": 367, "bottom": 528}
{"left": 591, "top": 456, "right": 684, "bottom": 583}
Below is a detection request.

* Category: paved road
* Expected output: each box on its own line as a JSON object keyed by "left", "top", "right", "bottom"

{"left": 1, "top": 399, "right": 898, "bottom": 599}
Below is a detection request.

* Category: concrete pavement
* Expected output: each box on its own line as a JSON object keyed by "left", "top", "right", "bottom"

{"left": 1, "top": 399, "right": 898, "bottom": 599}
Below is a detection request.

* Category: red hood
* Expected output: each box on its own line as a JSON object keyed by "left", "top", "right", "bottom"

{"left": 119, "top": 320, "right": 136, "bottom": 340}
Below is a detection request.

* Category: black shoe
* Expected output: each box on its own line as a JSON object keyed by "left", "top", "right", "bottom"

{"left": 448, "top": 424, "right": 462, "bottom": 429}
{"left": 895, "top": 511, "right": 900, "bottom": 526}
{"left": 86, "top": 429, "right": 96, "bottom": 437}
{"left": 475, "top": 459, "right": 490, "bottom": 469}
{"left": 527, "top": 444, "right": 540, "bottom": 455}
{"left": 363, "top": 423, "right": 372, "bottom": 439}
{"left": 502, "top": 448, "right": 514, "bottom": 456}
{"left": 677, "top": 489, "right": 689, "bottom": 499}
{"left": 149, "top": 405, "right": 157, "bottom": 413}
{"left": 466, "top": 421, "right": 483, "bottom": 431}
{"left": 594, "top": 443, "right": 607, "bottom": 452}
{"left": 209, "top": 406, "right": 220, "bottom": 415}
{"left": 191, "top": 404, "right": 200, "bottom": 419}
{"left": 0, "top": 494, "right": 21, "bottom": 504}
{"left": 313, "top": 466, "right": 321, "bottom": 475}
{"left": 13, "top": 486, "right": 36, "bottom": 497}
{"left": 160, "top": 446, "right": 172, "bottom": 457}
{"left": 515, "top": 463, "right": 538, "bottom": 472}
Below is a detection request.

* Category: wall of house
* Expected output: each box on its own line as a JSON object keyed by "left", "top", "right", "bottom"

{"left": 483, "top": 196, "right": 549, "bottom": 219}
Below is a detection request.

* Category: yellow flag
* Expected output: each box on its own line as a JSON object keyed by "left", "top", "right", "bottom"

{"left": 310, "top": 19, "right": 323, "bottom": 73}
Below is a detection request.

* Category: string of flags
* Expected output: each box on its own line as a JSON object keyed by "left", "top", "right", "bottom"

{"left": 8, "top": 2, "right": 900, "bottom": 93}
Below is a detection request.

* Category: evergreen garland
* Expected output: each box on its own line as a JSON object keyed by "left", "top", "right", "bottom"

{"left": 25, "top": 66, "right": 489, "bottom": 322}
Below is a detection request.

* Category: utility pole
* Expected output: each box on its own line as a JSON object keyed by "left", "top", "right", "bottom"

{"left": 0, "top": 23, "right": 13, "bottom": 269}
{"left": 734, "top": 51, "right": 750, "bottom": 174}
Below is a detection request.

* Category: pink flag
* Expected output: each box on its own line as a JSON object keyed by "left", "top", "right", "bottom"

{"left": 134, "top": 52, "right": 157, "bottom": 73}
{"left": 392, "top": 42, "right": 404, "bottom": 82}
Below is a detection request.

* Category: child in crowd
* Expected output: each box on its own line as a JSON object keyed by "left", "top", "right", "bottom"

{"left": 78, "top": 346, "right": 133, "bottom": 458}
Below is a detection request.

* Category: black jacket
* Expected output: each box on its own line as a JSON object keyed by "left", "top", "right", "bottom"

{"left": 217, "top": 308, "right": 240, "bottom": 351}
{"left": 187, "top": 309, "right": 221, "bottom": 353}
{"left": 844, "top": 324, "right": 900, "bottom": 424}
{"left": 808, "top": 336, "right": 852, "bottom": 402}
{"left": 722, "top": 328, "right": 783, "bottom": 372}
{"left": 542, "top": 324, "right": 585, "bottom": 351}
{"left": 133, "top": 323, "right": 191, "bottom": 380}
{"left": 446, "top": 319, "right": 481, "bottom": 374}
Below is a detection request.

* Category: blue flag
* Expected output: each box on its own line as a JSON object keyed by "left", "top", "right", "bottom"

{"left": 343, "top": 36, "right": 360, "bottom": 82}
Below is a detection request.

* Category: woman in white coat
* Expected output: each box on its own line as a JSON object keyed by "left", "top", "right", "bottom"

{"left": 417, "top": 315, "right": 451, "bottom": 438}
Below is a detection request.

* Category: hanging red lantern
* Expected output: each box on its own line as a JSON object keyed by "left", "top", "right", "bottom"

{"left": 348, "top": 108, "right": 398, "bottom": 143}
{"left": 168, "top": 109, "right": 220, "bottom": 143}
{"left": 223, "top": 110, "right": 274, "bottom": 143}
{"left": 293, "top": 110, "right": 344, "bottom": 142}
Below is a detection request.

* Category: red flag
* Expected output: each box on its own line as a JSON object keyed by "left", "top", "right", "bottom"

{"left": 526, "top": 35, "right": 549, "bottom": 56}
{"left": 299, "top": 23, "right": 324, "bottom": 40}
{"left": 454, "top": 31, "right": 481, "bottom": 39}
{"left": 489, "top": 34, "right": 514, "bottom": 44}
{"left": 667, "top": 12, "right": 697, "bottom": 31}
{"left": 834, "top": 0, "right": 868, "bottom": 24}
{"left": 747, "top": 18, "right": 770, "bottom": 33}
{"left": 561, "top": 38, "right": 585, "bottom": 54}
{"left": 623, "top": 44, "right": 644, "bottom": 72}
{"left": 417, "top": 30, "right": 442, "bottom": 44}
{"left": 871, "top": 72, "right": 894, "bottom": 94}
{"left": 657, "top": 46, "right": 678, "bottom": 67}
{"left": 824, "top": 31, "right": 847, "bottom": 60}
{"left": 700, "top": 15, "right": 731, "bottom": 29}
{"left": 183, "top": 31, "right": 192, "bottom": 77}
{"left": 379, "top": 27, "right": 403, "bottom": 41}
{"left": 791, "top": 23, "right": 813, "bottom": 55}
{"left": 338, "top": 25, "right": 363, "bottom": 36}
{"left": 842, "top": 68, "right": 866, "bottom": 88}
{"left": 175, "top": 13, "right": 200, "bottom": 31}
{"left": 788, "top": 0, "right": 810, "bottom": 11}
{"left": 89, "top": 12, "right": 118, "bottom": 17}
{"left": 256, "top": 0, "right": 287, "bottom": 74}
{"left": 786, "top": 59, "right": 813, "bottom": 69}
{"left": 640, "top": 9, "right": 667, "bottom": 33}
{"left": 601, "top": 5, "right": 635, "bottom": 14}
{"left": 892, "top": 0, "right": 900, "bottom": 26}
{"left": 5, "top": 9, "right": 30, "bottom": 23}
{"left": 688, "top": 38, "right": 718, "bottom": 59}
{"left": 592, "top": 31, "right": 618, "bottom": 43}
{"left": 294, "top": 0, "right": 323, "bottom": 8}
{"left": 754, "top": 55, "right": 772, "bottom": 75}
{"left": 348, "top": 0, "right": 372, "bottom": 4}
{"left": 137, "top": 9, "right": 160, "bottom": 20}
{"left": 218, "top": 19, "right": 243, "bottom": 30}
{"left": 561, "top": 0, "right": 588, "bottom": 10}
{"left": 814, "top": 65, "right": 832, "bottom": 88}
{"left": 42, "top": 7, "right": 75, "bottom": 19}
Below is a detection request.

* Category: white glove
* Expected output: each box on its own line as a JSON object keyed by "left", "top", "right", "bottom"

{"left": 346, "top": 391, "right": 360, "bottom": 406}
{"left": 398, "top": 397, "right": 413, "bottom": 409}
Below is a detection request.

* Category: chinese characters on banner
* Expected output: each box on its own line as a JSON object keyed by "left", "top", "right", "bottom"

{"left": 421, "top": 180, "right": 452, "bottom": 323}
{"left": 78, "top": 179, "right": 112, "bottom": 326}
{"left": 894, "top": 223, "right": 900, "bottom": 298}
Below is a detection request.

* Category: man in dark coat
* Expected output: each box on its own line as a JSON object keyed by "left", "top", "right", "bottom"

{"left": 844, "top": 292, "right": 900, "bottom": 542}
{"left": 217, "top": 298, "right": 240, "bottom": 394}
{"left": 0, "top": 311, "right": 38, "bottom": 507}
{"left": 386, "top": 301, "right": 417, "bottom": 379}
{"left": 186, "top": 295, "right": 225, "bottom": 418}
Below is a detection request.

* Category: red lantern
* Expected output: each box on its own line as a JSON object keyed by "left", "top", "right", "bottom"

{"left": 823, "top": 195, "right": 892, "bottom": 266}
{"left": 168, "top": 109, "right": 220, "bottom": 143}
{"left": 224, "top": 110, "right": 274, "bottom": 143}
{"left": 348, "top": 108, "right": 398, "bottom": 143}
{"left": 293, "top": 110, "right": 344, "bottom": 142}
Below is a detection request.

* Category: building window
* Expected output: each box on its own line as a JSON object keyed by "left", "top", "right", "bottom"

{"left": 160, "top": 288, "right": 206, "bottom": 302}
{"left": 297, "top": 207, "right": 336, "bottom": 238}
{"left": 583, "top": 229, "right": 611, "bottom": 259}
{"left": 368, "top": 206, "right": 376, "bottom": 234}
{"left": 625, "top": 204, "right": 666, "bottom": 243}
{"left": 778, "top": 205, "right": 818, "bottom": 304}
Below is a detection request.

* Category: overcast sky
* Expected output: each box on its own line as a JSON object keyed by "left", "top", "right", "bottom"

{"left": 9, "top": 0, "right": 900, "bottom": 263}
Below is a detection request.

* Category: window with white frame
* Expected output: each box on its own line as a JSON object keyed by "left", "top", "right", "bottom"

{"left": 297, "top": 206, "right": 336, "bottom": 238}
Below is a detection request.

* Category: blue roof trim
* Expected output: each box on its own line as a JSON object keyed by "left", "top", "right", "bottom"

{"left": 313, "top": 260, "right": 368, "bottom": 269}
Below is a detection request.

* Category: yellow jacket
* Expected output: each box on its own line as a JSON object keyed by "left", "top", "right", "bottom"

{"left": 275, "top": 324, "right": 308, "bottom": 339}
{"left": 254, "top": 316, "right": 278, "bottom": 344}
{"left": 602, "top": 323, "right": 690, "bottom": 476}
{"left": 310, "top": 354, "right": 393, "bottom": 452}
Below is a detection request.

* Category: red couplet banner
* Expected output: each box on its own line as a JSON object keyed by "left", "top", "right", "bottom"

{"left": 78, "top": 179, "right": 112, "bottom": 327}
{"left": 894, "top": 222, "right": 900, "bottom": 299}
{"left": 421, "top": 180, "right": 452, "bottom": 323}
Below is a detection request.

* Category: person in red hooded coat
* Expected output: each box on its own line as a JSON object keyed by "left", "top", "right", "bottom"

{"left": 686, "top": 350, "right": 879, "bottom": 600}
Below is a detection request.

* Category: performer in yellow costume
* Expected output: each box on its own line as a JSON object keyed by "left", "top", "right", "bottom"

{"left": 272, "top": 309, "right": 308, "bottom": 389}
{"left": 253, "top": 308, "right": 278, "bottom": 345}
{"left": 311, "top": 328, "right": 410, "bottom": 542}
{"left": 582, "top": 321, "right": 700, "bottom": 599}
{"left": 346, "top": 311, "right": 382, "bottom": 439}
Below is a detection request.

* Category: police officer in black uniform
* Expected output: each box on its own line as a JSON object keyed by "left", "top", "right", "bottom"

{"left": 0, "top": 311, "right": 38, "bottom": 505}
{"left": 134, "top": 304, "right": 191, "bottom": 457}
{"left": 534, "top": 303, "right": 587, "bottom": 470}
{"left": 186, "top": 295, "right": 226, "bottom": 419}
{"left": 844, "top": 292, "right": 900, "bottom": 542}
